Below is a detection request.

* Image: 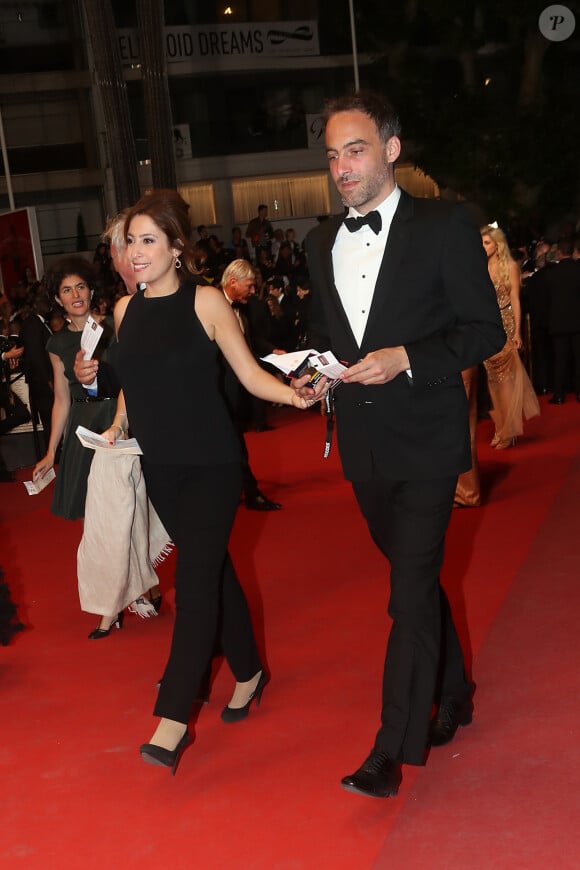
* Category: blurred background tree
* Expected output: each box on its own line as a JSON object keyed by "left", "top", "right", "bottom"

{"left": 355, "top": 0, "right": 580, "bottom": 234}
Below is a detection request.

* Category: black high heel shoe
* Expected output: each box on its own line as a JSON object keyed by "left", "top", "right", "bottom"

{"left": 151, "top": 593, "right": 162, "bottom": 613}
{"left": 221, "top": 670, "right": 268, "bottom": 724}
{"left": 88, "top": 612, "right": 124, "bottom": 640}
{"left": 139, "top": 730, "right": 190, "bottom": 776}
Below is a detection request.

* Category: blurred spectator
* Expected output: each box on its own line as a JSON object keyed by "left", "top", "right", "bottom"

{"left": 19, "top": 286, "right": 54, "bottom": 453}
{"left": 294, "top": 276, "right": 312, "bottom": 350}
{"left": 545, "top": 238, "right": 580, "bottom": 404}
{"left": 228, "top": 226, "right": 251, "bottom": 262}
{"left": 245, "top": 204, "right": 273, "bottom": 257}
{"left": 256, "top": 247, "right": 276, "bottom": 283}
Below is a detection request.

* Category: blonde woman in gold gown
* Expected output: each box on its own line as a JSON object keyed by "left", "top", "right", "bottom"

{"left": 481, "top": 225, "right": 540, "bottom": 449}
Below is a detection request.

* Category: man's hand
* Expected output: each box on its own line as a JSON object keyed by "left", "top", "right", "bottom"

{"left": 73, "top": 348, "right": 99, "bottom": 385}
{"left": 341, "top": 347, "right": 410, "bottom": 385}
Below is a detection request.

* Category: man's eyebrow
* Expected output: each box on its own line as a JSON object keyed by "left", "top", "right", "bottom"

{"left": 326, "top": 137, "right": 369, "bottom": 153}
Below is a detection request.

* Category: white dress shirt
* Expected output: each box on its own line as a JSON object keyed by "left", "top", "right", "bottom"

{"left": 332, "top": 186, "right": 401, "bottom": 347}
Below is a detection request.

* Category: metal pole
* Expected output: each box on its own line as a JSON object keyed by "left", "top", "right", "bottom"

{"left": 0, "top": 105, "right": 16, "bottom": 211}
{"left": 348, "top": 0, "right": 360, "bottom": 92}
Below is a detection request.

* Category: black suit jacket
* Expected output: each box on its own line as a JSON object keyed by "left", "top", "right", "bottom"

{"left": 305, "top": 190, "right": 505, "bottom": 481}
{"left": 545, "top": 258, "right": 580, "bottom": 334}
{"left": 20, "top": 314, "right": 52, "bottom": 389}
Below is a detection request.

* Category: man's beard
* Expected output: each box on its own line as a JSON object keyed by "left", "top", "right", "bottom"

{"left": 339, "top": 161, "right": 391, "bottom": 209}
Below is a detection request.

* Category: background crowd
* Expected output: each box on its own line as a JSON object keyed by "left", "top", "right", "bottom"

{"left": 2, "top": 205, "right": 580, "bottom": 480}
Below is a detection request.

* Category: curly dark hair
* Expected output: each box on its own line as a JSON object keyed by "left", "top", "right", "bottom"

{"left": 45, "top": 256, "right": 97, "bottom": 303}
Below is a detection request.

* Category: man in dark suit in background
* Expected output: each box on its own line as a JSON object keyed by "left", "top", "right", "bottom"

{"left": 20, "top": 288, "right": 54, "bottom": 454}
{"left": 545, "top": 238, "right": 580, "bottom": 403}
{"left": 220, "top": 259, "right": 282, "bottom": 511}
{"left": 303, "top": 91, "right": 505, "bottom": 798}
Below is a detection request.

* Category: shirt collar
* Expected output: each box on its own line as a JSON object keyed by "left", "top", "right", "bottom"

{"left": 347, "top": 184, "right": 401, "bottom": 227}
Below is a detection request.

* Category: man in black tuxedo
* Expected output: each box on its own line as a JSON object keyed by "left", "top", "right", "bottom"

{"left": 304, "top": 91, "right": 505, "bottom": 798}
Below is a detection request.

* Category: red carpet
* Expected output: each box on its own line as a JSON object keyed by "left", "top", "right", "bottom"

{"left": 1, "top": 397, "right": 579, "bottom": 868}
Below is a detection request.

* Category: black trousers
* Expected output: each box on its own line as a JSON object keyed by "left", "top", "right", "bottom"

{"left": 143, "top": 460, "right": 261, "bottom": 724}
{"left": 352, "top": 474, "right": 470, "bottom": 766}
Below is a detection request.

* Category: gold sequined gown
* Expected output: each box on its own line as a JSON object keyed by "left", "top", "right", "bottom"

{"left": 484, "top": 280, "right": 540, "bottom": 444}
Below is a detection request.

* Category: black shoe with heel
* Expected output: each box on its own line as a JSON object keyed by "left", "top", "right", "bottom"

{"left": 88, "top": 612, "right": 124, "bottom": 640}
{"left": 221, "top": 670, "right": 268, "bottom": 723}
{"left": 139, "top": 730, "right": 190, "bottom": 776}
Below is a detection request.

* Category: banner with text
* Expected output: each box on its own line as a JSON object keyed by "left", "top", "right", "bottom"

{"left": 118, "top": 21, "right": 320, "bottom": 67}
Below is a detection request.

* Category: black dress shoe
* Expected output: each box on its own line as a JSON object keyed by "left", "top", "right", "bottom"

{"left": 254, "top": 424, "right": 276, "bottom": 432}
{"left": 429, "top": 697, "right": 473, "bottom": 746}
{"left": 245, "top": 493, "right": 282, "bottom": 511}
{"left": 340, "top": 750, "right": 401, "bottom": 798}
{"left": 549, "top": 394, "right": 565, "bottom": 404}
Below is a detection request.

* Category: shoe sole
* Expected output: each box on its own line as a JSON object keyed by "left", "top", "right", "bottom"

{"left": 140, "top": 751, "right": 169, "bottom": 768}
{"left": 340, "top": 781, "right": 399, "bottom": 799}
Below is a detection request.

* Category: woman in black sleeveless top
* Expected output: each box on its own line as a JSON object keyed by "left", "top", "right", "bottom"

{"left": 105, "top": 190, "right": 324, "bottom": 774}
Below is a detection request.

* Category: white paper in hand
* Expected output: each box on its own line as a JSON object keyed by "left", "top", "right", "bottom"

{"left": 23, "top": 467, "right": 56, "bottom": 495}
{"left": 75, "top": 425, "right": 143, "bottom": 455}
{"left": 80, "top": 315, "right": 103, "bottom": 391}
{"left": 81, "top": 315, "right": 103, "bottom": 360}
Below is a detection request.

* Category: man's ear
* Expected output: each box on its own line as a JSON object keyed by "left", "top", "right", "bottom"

{"left": 385, "top": 136, "right": 401, "bottom": 164}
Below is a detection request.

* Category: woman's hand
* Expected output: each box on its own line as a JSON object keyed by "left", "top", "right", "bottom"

{"left": 2, "top": 346, "right": 23, "bottom": 365}
{"left": 101, "top": 423, "right": 126, "bottom": 446}
{"left": 512, "top": 333, "right": 523, "bottom": 350}
{"left": 73, "top": 348, "right": 99, "bottom": 384}
{"left": 290, "top": 373, "right": 329, "bottom": 408}
{"left": 33, "top": 451, "right": 55, "bottom": 481}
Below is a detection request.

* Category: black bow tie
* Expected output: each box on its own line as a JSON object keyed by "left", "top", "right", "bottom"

{"left": 344, "top": 211, "right": 382, "bottom": 235}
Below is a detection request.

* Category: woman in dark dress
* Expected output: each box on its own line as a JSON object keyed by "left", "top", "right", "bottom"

{"left": 104, "top": 189, "right": 323, "bottom": 774}
{"left": 33, "top": 256, "right": 117, "bottom": 520}
{"left": 32, "top": 256, "right": 127, "bottom": 638}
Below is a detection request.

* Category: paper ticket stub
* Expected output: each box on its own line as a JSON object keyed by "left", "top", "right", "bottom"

{"left": 23, "top": 467, "right": 56, "bottom": 495}
{"left": 80, "top": 314, "right": 103, "bottom": 391}
{"left": 81, "top": 315, "right": 103, "bottom": 360}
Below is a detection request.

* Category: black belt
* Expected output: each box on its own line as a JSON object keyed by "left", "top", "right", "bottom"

{"left": 73, "top": 396, "right": 113, "bottom": 403}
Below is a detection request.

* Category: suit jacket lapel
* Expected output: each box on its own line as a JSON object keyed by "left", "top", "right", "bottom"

{"left": 360, "top": 190, "right": 414, "bottom": 351}
{"left": 320, "top": 214, "right": 361, "bottom": 355}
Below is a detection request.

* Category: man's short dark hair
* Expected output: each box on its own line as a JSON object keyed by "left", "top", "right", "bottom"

{"left": 323, "top": 90, "right": 402, "bottom": 143}
{"left": 557, "top": 238, "right": 574, "bottom": 257}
